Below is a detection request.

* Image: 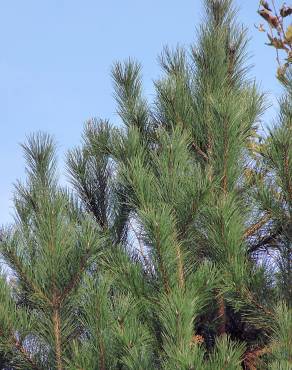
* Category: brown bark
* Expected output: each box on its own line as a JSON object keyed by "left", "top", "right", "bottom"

{"left": 99, "top": 339, "right": 106, "bottom": 370}
{"left": 53, "top": 306, "right": 63, "bottom": 370}
{"left": 217, "top": 295, "right": 226, "bottom": 335}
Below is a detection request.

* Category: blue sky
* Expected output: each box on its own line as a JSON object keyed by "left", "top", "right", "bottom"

{"left": 0, "top": 0, "right": 284, "bottom": 224}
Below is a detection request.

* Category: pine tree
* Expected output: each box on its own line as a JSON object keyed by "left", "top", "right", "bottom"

{"left": 0, "top": 134, "right": 103, "bottom": 369}
{"left": 0, "top": 0, "right": 291, "bottom": 369}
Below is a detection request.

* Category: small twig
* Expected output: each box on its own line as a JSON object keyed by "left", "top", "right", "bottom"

{"left": 244, "top": 288, "right": 274, "bottom": 316}
{"left": 244, "top": 345, "right": 272, "bottom": 370}
{"left": 248, "top": 226, "right": 282, "bottom": 253}
{"left": 243, "top": 213, "right": 271, "bottom": 239}
{"left": 14, "top": 337, "right": 41, "bottom": 370}
{"left": 60, "top": 249, "right": 90, "bottom": 304}
{"left": 129, "top": 220, "right": 150, "bottom": 268}
{"left": 191, "top": 142, "right": 208, "bottom": 161}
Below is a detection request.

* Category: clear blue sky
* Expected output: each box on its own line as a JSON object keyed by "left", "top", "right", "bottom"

{"left": 0, "top": 0, "right": 283, "bottom": 224}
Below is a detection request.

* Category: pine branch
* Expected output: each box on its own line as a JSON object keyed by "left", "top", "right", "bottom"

{"left": 248, "top": 226, "right": 282, "bottom": 253}
{"left": 243, "top": 345, "right": 271, "bottom": 370}
{"left": 2, "top": 247, "right": 51, "bottom": 307}
{"left": 191, "top": 142, "right": 209, "bottom": 161}
{"left": 60, "top": 249, "right": 91, "bottom": 304}
{"left": 217, "top": 295, "right": 226, "bottom": 335}
{"left": 156, "top": 234, "right": 170, "bottom": 294}
{"left": 243, "top": 288, "right": 274, "bottom": 317}
{"left": 243, "top": 213, "right": 271, "bottom": 238}
{"left": 222, "top": 120, "right": 229, "bottom": 194}
{"left": 128, "top": 220, "right": 150, "bottom": 268}
{"left": 283, "top": 147, "right": 292, "bottom": 204}
{"left": 52, "top": 304, "right": 63, "bottom": 370}
{"left": 176, "top": 244, "right": 185, "bottom": 290}
{"left": 13, "top": 337, "right": 41, "bottom": 370}
{"left": 98, "top": 338, "right": 106, "bottom": 370}
{"left": 0, "top": 324, "right": 41, "bottom": 370}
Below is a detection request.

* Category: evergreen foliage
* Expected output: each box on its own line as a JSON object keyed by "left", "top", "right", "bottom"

{"left": 0, "top": 0, "right": 291, "bottom": 369}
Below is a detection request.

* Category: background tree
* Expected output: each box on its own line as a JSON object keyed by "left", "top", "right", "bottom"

{"left": 0, "top": 134, "right": 103, "bottom": 369}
